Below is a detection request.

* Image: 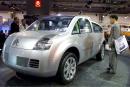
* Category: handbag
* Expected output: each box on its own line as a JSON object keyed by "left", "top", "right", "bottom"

{"left": 114, "top": 35, "right": 129, "bottom": 54}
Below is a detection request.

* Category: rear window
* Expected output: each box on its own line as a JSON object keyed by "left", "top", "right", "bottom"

{"left": 92, "top": 23, "right": 103, "bottom": 33}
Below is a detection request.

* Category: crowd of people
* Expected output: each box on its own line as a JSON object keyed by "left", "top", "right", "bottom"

{"left": 0, "top": 17, "right": 28, "bottom": 53}
{"left": 9, "top": 17, "right": 28, "bottom": 35}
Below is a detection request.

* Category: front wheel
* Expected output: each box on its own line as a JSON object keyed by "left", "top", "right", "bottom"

{"left": 57, "top": 52, "right": 78, "bottom": 84}
{"left": 96, "top": 44, "right": 105, "bottom": 61}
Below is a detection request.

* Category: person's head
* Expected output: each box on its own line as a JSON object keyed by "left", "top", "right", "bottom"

{"left": 14, "top": 17, "right": 19, "bottom": 24}
{"left": 110, "top": 15, "right": 118, "bottom": 24}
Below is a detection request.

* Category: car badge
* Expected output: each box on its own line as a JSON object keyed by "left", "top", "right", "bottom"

{"left": 13, "top": 39, "right": 19, "bottom": 47}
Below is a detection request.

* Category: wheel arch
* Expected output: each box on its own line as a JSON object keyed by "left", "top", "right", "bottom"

{"left": 63, "top": 47, "right": 80, "bottom": 62}
{"left": 56, "top": 46, "right": 80, "bottom": 76}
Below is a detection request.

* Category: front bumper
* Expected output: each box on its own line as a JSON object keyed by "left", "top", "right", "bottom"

{"left": 2, "top": 47, "right": 58, "bottom": 77}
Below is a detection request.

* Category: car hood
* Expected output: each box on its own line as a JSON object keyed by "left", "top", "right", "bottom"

{"left": 15, "top": 31, "right": 60, "bottom": 39}
{"left": 5, "top": 31, "right": 61, "bottom": 50}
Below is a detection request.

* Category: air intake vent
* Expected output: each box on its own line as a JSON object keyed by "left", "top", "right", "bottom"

{"left": 29, "top": 59, "right": 39, "bottom": 68}
{"left": 16, "top": 57, "right": 29, "bottom": 67}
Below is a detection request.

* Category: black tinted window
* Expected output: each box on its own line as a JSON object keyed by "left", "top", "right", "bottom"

{"left": 92, "top": 23, "right": 102, "bottom": 33}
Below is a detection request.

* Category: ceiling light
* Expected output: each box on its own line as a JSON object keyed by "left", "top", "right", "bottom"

{"left": 124, "top": 16, "right": 128, "bottom": 19}
{"left": 3, "top": 18, "right": 7, "bottom": 23}
{"left": 57, "top": 13, "right": 62, "bottom": 16}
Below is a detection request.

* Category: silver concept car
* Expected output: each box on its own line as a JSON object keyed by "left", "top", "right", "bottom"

{"left": 2, "top": 15, "right": 105, "bottom": 84}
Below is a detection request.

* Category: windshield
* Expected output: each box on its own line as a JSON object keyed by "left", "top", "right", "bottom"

{"left": 27, "top": 16, "right": 73, "bottom": 32}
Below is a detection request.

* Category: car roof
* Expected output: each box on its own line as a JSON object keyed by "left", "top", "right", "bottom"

{"left": 74, "top": 15, "right": 91, "bottom": 19}
{"left": 40, "top": 16, "right": 74, "bottom": 20}
{"left": 40, "top": 15, "right": 91, "bottom": 20}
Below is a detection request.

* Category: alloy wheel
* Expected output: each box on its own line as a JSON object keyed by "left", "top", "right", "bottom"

{"left": 63, "top": 57, "right": 77, "bottom": 81}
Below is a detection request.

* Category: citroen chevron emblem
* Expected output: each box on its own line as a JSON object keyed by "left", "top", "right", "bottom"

{"left": 13, "top": 39, "right": 19, "bottom": 47}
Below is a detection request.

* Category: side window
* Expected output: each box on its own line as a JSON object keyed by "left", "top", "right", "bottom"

{"left": 72, "top": 22, "right": 80, "bottom": 34}
{"left": 92, "top": 23, "right": 103, "bottom": 33}
{"left": 79, "top": 18, "right": 92, "bottom": 33}
{"left": 72, "top": 18, "right": 92, "bottom": 34}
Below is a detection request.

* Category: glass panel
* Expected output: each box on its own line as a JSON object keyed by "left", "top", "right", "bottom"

{"left": 92, "top": 23, "right": 102, "bottom": 33}
{"left": 27, "top": 16, "right": 73, "bottom": 32}
{"left": 79, "top": 18, "right": 92, "bottom": 33}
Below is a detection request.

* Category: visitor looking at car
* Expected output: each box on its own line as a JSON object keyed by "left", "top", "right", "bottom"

{"left": 9, "top": 17, "right": 20, "bottom": 35}
{"left": 107, "top": 15, "right": 121, "bottom": 74}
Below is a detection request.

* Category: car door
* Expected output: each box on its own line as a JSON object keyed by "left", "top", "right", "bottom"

{"left": 92, "top": 22, "right": 104, "bottom": 55}
{"left": 73, "top": 18, "right": 93, "bottom": 62}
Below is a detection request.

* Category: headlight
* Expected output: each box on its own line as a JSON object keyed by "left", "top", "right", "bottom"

{"left": 33, "top": 38, "right": 53, "bottom": 50}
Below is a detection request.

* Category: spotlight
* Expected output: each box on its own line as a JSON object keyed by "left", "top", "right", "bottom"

{"left": 57, "top": 13, "right": 62, "bottom": 16}
{"left": 124, "top": 16, "right": 128, "bottom": 19}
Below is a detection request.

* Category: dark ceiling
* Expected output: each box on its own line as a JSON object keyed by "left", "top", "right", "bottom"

{"left": 51, "top": 0, "right": 130, "bottom": 14}
{"left": 0, "top": 0, "right": 26, "bottom": 12}
{"left": 0, "top": 0, "right": 130, "bottom": 14}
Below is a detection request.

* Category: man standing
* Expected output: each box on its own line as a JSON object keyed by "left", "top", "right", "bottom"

{"left": 107, "top": 15, "right": 121, "bottom": 74}
{"left": 9, "top": 17, "right": 20, "bottom": 35}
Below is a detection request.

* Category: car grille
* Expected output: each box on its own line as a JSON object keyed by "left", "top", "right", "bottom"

{"left": 16, "top": 57, "right": 29, "bottom": 67}
{"left": 16, "top": 57, "right": 39, "bottom": 68}
{"left": 29, "top": 59, "right": 39, "bottom": 68}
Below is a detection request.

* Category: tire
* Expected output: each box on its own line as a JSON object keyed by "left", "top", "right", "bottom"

{"left": 57, "top": 52, "right": 78, "bottom": 85}
{"left": 96, "top": 44, "right": 105, "bottom": 61}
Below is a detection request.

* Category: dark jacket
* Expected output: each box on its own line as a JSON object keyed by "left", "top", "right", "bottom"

{"left": 9, "top": 22, "right": 19, "bottom": 35}
{"left": 0, "top": 32, "right": 6, "bottom": 49}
